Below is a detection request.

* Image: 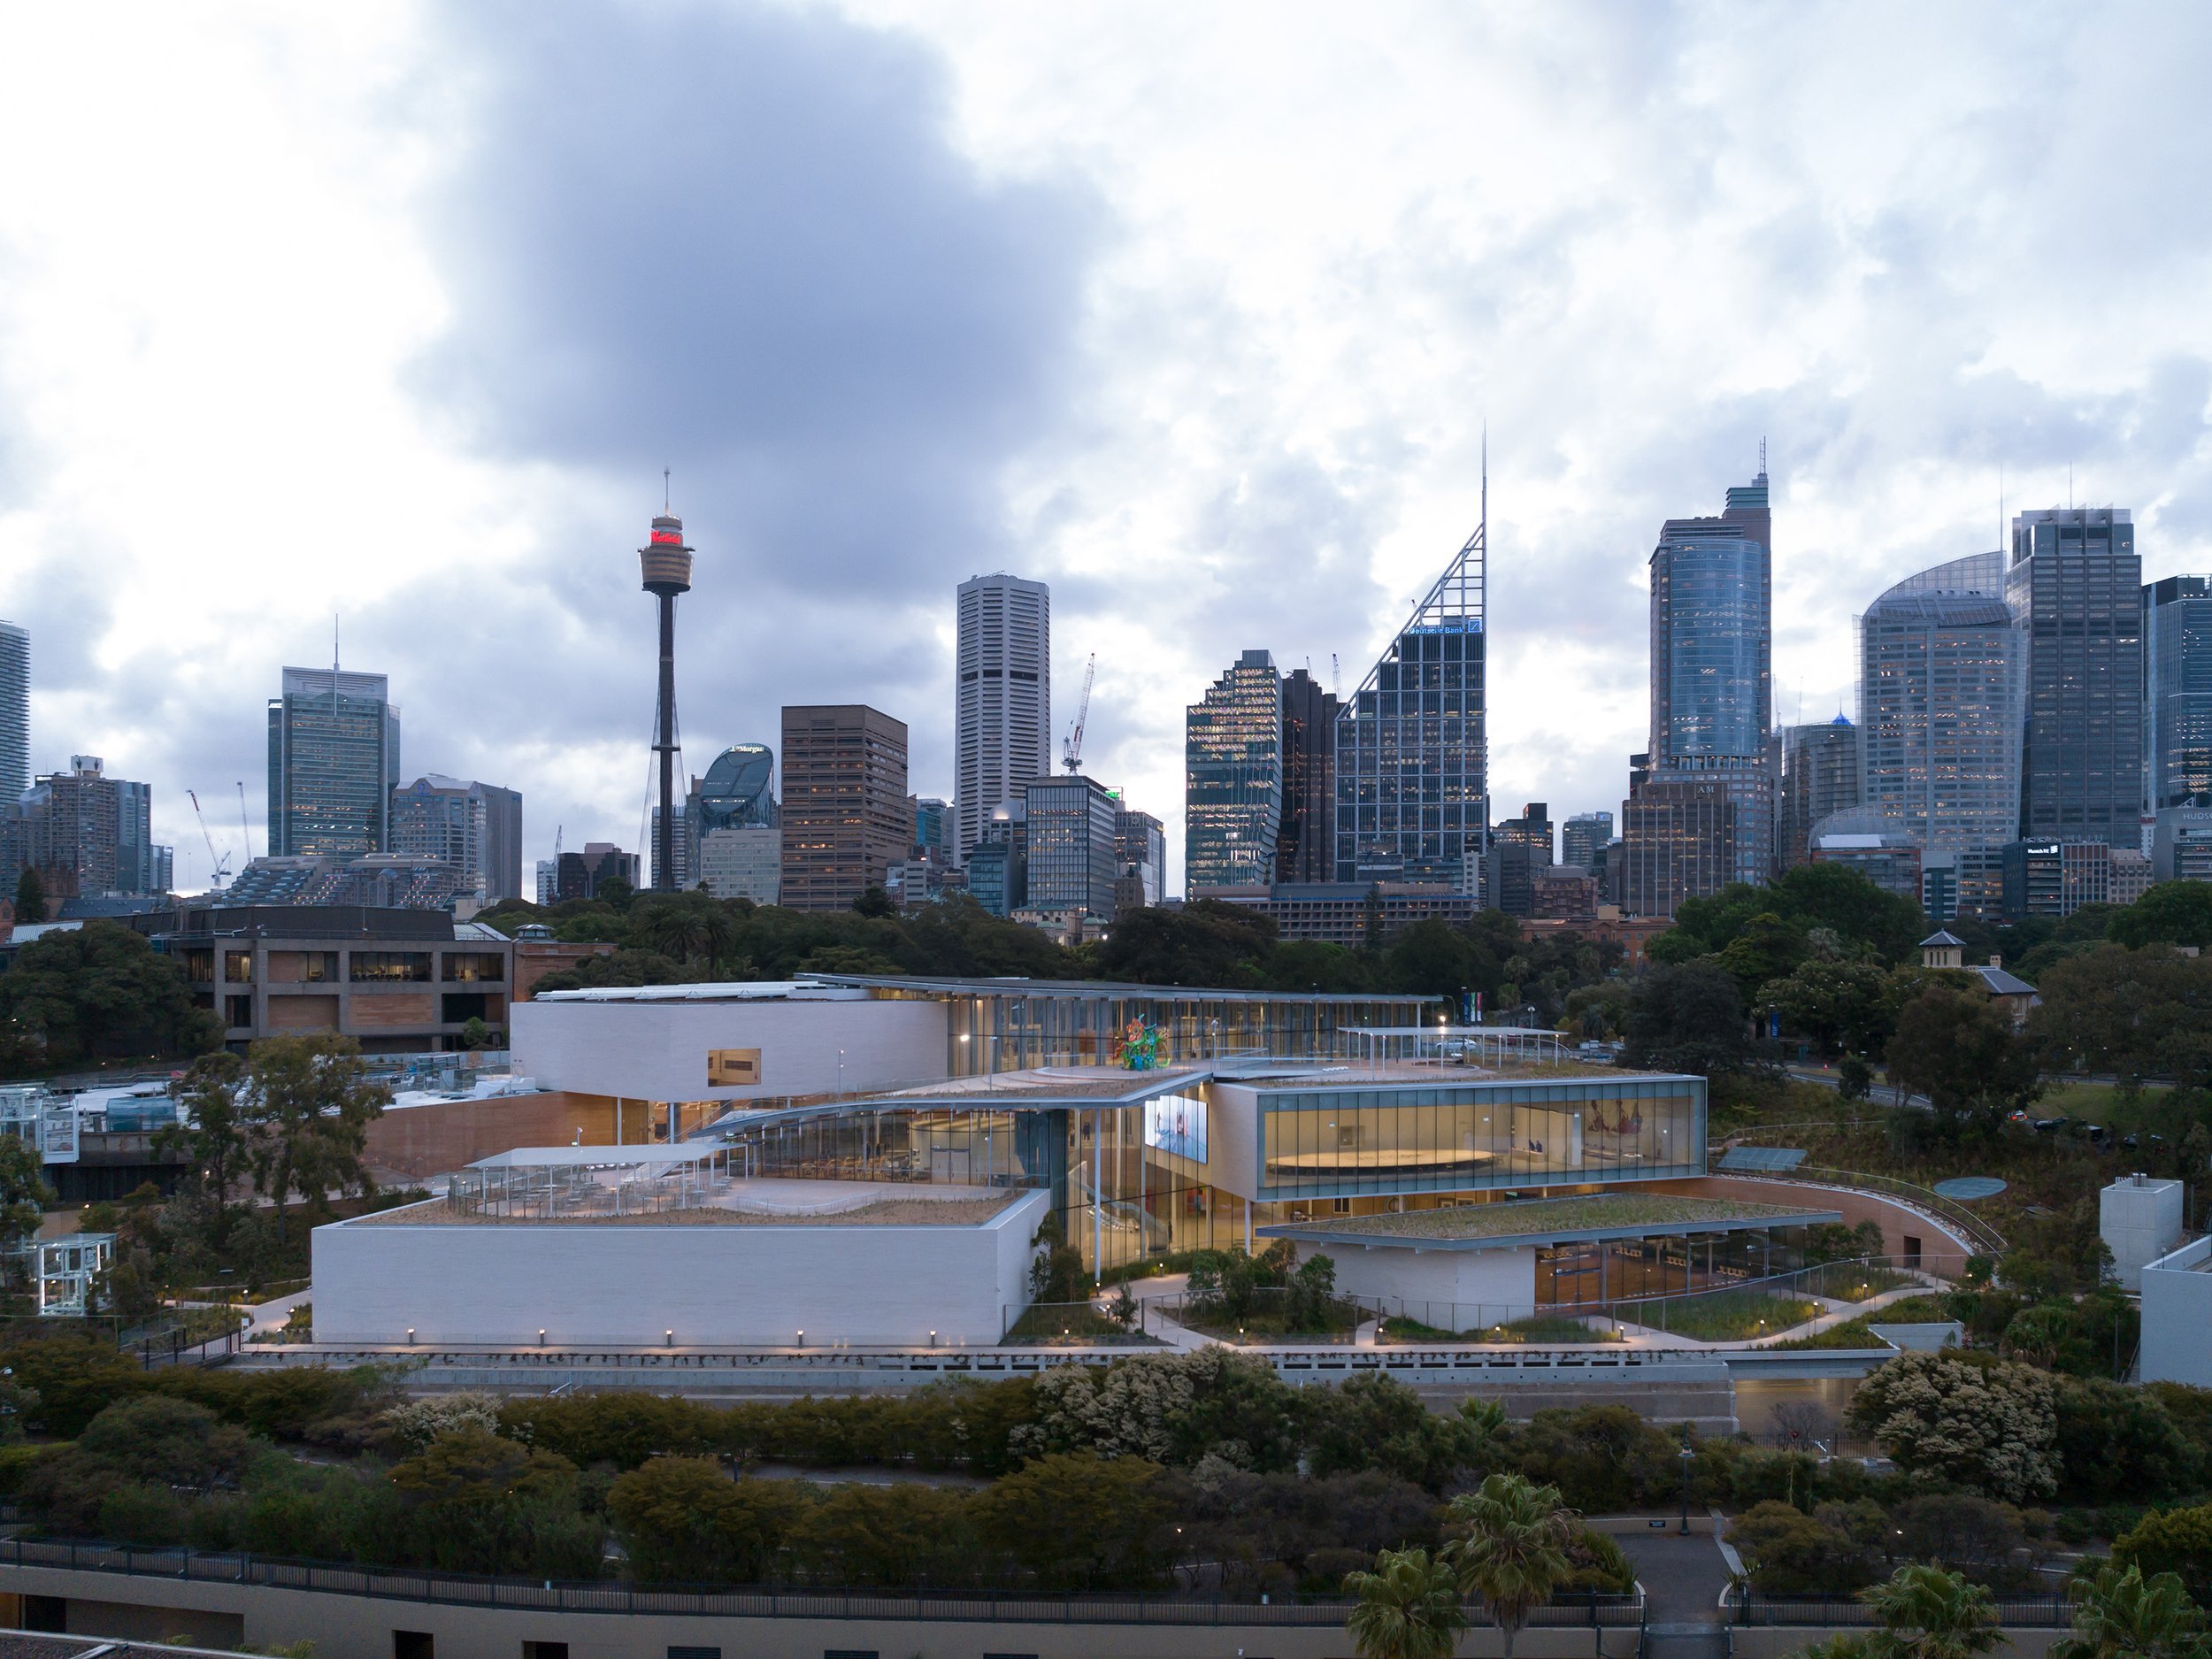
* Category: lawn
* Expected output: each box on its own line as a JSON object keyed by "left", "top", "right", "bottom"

{"left": 1769, "top": 1293, "right": 1959, "bottom": 1349}
{"left": 1002, "top": 1302, "right": 1156, "bottom": 1346}
{"left": 1380, "top": 1311, "right": 1623, "bottom": 1345}
{"left": 1614, "top": 1288, "right": 1823, "bottom": 1341}
{"left": 1179, "top": 1295, "right": 1368, "bottom": 1343}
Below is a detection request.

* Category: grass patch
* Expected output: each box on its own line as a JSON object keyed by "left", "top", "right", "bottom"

{"left": 1615, "top": 1289, "right": 1822, "bottom": 1341}
{"left": 1826, "top": 1265, "right": 1919, "bottom": 1302}
{"left": 1002, "top": 1302, "right": 1154, "bottom": 1346}
{"left": 1381, "top": 1312, "right": 1622, "bottom": 1345}
{"left": 1179, "top": 1297, "right": 1367, "bottom": 1342}
{"left": 1768, "top": 1293, "right": 1960, "bottom": 1349}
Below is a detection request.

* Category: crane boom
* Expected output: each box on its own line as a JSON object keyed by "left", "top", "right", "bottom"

{"left": 1062, "top": 652, "right": 1096, "bottom": 773}
{"left": 237, "top": 781, "right": 253, "bottom": 864}
{"left": 188, "top": 790, "right": 232, "bottom": 890}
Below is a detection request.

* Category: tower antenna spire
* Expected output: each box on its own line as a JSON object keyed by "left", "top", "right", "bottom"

{"left": 1480, "top": 422, "right": 1487, "bottom": 534}
{"left": 664, "top": 467, "right": 672, "bottom": 514}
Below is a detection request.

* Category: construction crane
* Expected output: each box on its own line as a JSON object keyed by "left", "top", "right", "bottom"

{"left": 188, "top": 790, "right": 232, "bottom": 890}
{"left": 236, "top": 781, "right": 253, "bottom": 864}
{"left": 1061, "top": 652, "right": 1096, "bottom": 773}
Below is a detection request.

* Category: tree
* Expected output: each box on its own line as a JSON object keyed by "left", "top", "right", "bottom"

{"left": 2110, "top": 883, "right": 2212, "bottom": 953}
{"left": 0, "top": 919, "right": 221, "bottom": 1070}
{"left": 163, "top": 1051, "right": 248, "bottom": 1256}
{"left": 1623, "top": 961, "right": 1748, "bottom": 1076}
{"left": 607, "top": 1455, "right": 808, "bottom": 1582}
{"left": 1345, "top": 1547, "right": 1469, "bottom": 1659}
{"left": 1444, "top": 1471, "right": 1576, "bottom": 1659}
{"left": 1885, "top": 987, "right": 2039, "bottom": 1133}
{"left": 1732, "top": 1499, "right": 1882, "bottom": 1594}
{"left": 0, "top": 1133, "right": 52, "bottom": 1256}
{"left": 1843, "top": 1352, "right": 2057, "bottom": 1502}
{"left": 2115, "top": 1506, "right": 2212, "bottom": 1604}
{"left": 1856, "top": 1563, "right": 2001, "bottom": 1659}
{"left": 1717, "top": 912, "right": 1808, "bottom": 1004}
{"left": 2029, "top": 946, "right": 2212, "bottom": 1091}
{"left": 2055, "top": 1563, "right": 2212, "bottom": 1659}
{"left": 852, "top": 886, "right": 897, "bottom": 919}
{"left": 1757, "top": 958, "right": 1893, "bottom": 1057}
{"left": 13, "top": 865, "right": 44, "bottom": 925}
{"left": 1094, "top": 902, "right": 1275, "bottom": 987}
{"left": 967, "top": 1451, "right": 1173, "bottom": 1589}
{"left": 238, "top": 1034, "right": 392, "bottom": 1244}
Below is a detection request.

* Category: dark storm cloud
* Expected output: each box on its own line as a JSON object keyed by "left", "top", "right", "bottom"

{"left": 403, "top": 0, "right": 1104, "bottom": 802}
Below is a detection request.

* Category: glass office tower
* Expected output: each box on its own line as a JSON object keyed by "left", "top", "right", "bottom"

{"left": 1858, "top": 555, "right": 2022, "bottom": 849}
{"left": 1186, "top": 649, "right": 1285, "bottom": 894}
{"left": 2007, "top": 508, "right": 2142, "bottom": 848}
{"left": 1334, "top": 520, "right": 1487, "bottom": 888}
{"left": 266, "top": 668, "right": 401, "bottom": 856}
{"left": 2144, "top": 575, "right": 2212, "bottom": 813}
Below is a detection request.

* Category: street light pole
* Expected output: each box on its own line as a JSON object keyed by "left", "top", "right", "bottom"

{"left": 1678, "top": 1425, "right": 1694, "bottom": 1534}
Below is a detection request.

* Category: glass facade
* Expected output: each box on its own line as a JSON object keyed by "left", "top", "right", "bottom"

{"left": 1859, "top": 582, "right": 2022, "bottom": 848}
{"left": 1186, "top": 649, "right": 1285, "bottom": 894}
{"left": 1650, "top": 523, "right": 1770, "bottom": 761}
{"left": 1256, "top": 1079, "right": 1701, "bottom": 1201}
{"left": 2144, "top": 576, "right": 2212, "bottom": 813}
{"left": 267, "top": 668, "right": 401, "bottom": 856}
{"left": 2008, "top": 509, "right": 2141, "bottom": 849}
{"left": 1018, "top": 774, "right": 1118, "bottom": 916}
{"left": 1334, "top": 525, "right": 1487, "bottom": 887}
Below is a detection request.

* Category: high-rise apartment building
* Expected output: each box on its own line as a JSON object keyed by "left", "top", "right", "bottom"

{"left": 954, "top": 573, "right": 1050, "bottom": 862}
{"left": 1277, "top": 668, "right": 1338, "bottom": 883}
{"left": 1115, "top": 806, "right": 1166, "bottom": 909}
{"left": 1335, "top": 518, "right": 1488, "bottom": 889}
{"left": 1560, "top": 811, "right": 1613, "bottom": 872}
{"left": 2008, "top": 508, "right": 2142, "bottom": 849}
{"left": 780, "top": 705, "right": 909, "bottom": 911}
{"left": 1186, "top": 649, "right": 1285, "bottom": 895}
{"left": 649, "top": 802, "right": 690, "bottom": 891}
{"left": 690, "top": 743, "right": 780, "bottom": 904}
{"left": 1856, "top": 551, "right": 2021, "bottom": 853}
{"left": 1625, "top": 466, "right": 1776, "bottom": 908}
{"left": 0, "top": 620, "right": 25, "bottom": 801}
{"left": 1020, "top": 773, "right": 1119, "bottom": 919}
{"left": 1779, "top": 718, "right": 1863, "bottom": 867}
{"left": 267, "top": 667, "right": 401, "bottom": 856}
{"left": 2144, "top": 575, "right": 2212, "bottom": 815}
{"left": 391, "top": 776, "right": 523, "bottom": 905}
{"left": 19, "top": 757, "right": 128, "bottom": 897}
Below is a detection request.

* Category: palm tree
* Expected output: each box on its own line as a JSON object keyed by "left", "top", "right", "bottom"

{"left": 1859, "top": 1563, "right": 2001, "bottom": 1659}
{"left": 696, "top": 902, "right": 740, "bottom": 975}
{"left": 1345, "top": 1547, "right": 1469, "bottom": 1659}
{"left": 1444, "top": 1471, "right": 1575, "bottom": 1659}
{"left": 2054, "top": 1563, "right": 2212, "bottom": 1659}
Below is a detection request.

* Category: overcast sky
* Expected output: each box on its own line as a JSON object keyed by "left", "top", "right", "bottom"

{"left": 4, "top": 2, "right": 2210, "bottom": 894}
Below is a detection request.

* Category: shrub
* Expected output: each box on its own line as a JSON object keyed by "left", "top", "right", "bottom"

{"left": 1845, "top": 1353, "right": 2058, "bottom": 1502}
{"left": 607, "top": 1457, "right": 809, "bottom": 1584}
{"left": 1732, "top": 1499, "right": 1883, "bottom": 1595}
{"left": 2113, "top": 1505, "right": 2212, "bottom": 1603}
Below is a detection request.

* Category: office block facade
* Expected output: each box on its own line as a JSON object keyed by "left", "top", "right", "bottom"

{"left": 780, "top": 705, "right": 910, "bottom": 911}
{"left": 1187, "top": 649, "right": 1284, "bottom": 895}
{"left": 19, "top": 757, "right": 127, "bottom": 897}
{"left": 1859, "top": 552, "right": 2021, "bottom": 850}
{"left": 267, "top": 668, "right": 401, "bottom": 856}
{"left": 1561, "top": 811, "right": 1613, "bottom": 872}
{"left": 1335, "top": 521, "right": 1488, "bottom": 888}
{"left": 2007, "top": 508, "right": 2142, "bottom": 848}
{"left": 0, "top": 619, "right": 25, "bottom": 801}
{"left": 1020, "top": 773, "right": 1118, "bottom": 919}
{"left": 2154, "top": 806, "right": 2212, "bottom": 884}
{"left": 1620, "top": 773, "right": 1734, "bottom": 919}
{"left": 2144, "top": 575, "right": 2212, "bottom": 814}
{"left": 954, "top": 573, "right": 1049, "bottom": 862}
{"left": 1779, "top": 718, "right": 1861, "bottom": 868}
{"left": 392, "top": 776, "right": 522, "bottom": 905}
{"left": 1115, "top": 806, "right": 1166, "bottom": 909}
{"left": 1277, "top": 667, "right": 1338, "bottom": 883}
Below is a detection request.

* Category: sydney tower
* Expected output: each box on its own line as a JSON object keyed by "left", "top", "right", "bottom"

{"left": 640, "top": 506, "right": 694, "bottom": 892}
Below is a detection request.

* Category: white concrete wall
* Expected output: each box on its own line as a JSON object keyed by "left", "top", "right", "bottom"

{"left": 1302, "top": 1240, "right": 1538, "bottom": 1320}
{"left": 1208, "top": 1084, "right": 1261, "bottom": 1199}
{"left": 509, "top": 995, "right": 948, "bottom": 1103}
{"left": 2142, "top": 1234, "right": 2212, "bottom": 1386}
{"left": 311, "top": 1187, "right": 1050, "bottom": 1348}
{"left": 2102, "top": 1176, "right": 2186, "bottom": 1292}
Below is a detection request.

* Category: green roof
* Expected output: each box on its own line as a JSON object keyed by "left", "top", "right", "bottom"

{"left": 1259, "top": 1192, "right": 1835, "bottom": 1251}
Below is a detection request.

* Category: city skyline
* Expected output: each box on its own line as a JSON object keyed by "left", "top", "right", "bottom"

{"left": 5, "top": 8, "right": 2212, "bottom": 895}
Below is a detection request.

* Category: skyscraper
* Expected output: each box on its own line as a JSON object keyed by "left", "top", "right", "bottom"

{"left": 0, "top": 620, "right": 25, "bottom": 801}
{"left": 2008, "top": 507, "right": 2142, "bottom": 848}
{"left": 1186, "top": 649, "right": 1284, "bottom": 895}
{"left": 780, "top": 705, "right": 909, "bottom": 910}
{"left": 1625, "top": 465, "right": 1776, "bottom": 906}
{"left": 393, "top": 776, "right": 524, "bottom": 905}
{"left": 1020, "top": 773, "right": 1119, "bottom": 918}
{"left": 954, "top": 573, "right": 1050, "bottom": 862}
{"left": 1779, "top": 718, "right": 1863, "bottom": 867}
{"left": 267, "top": 667, "right": 400, "bottom": 856}
{"left": 1857, "top": 552, "right": 2020, "bottom": 850}
{"left": 1276, "top": 667, "right": 1338, "bottom": 883}
{"left": 1334, "top": 513, "right": 1487, "bottom": 889}
{"left": 1560, "top": 810, "right": 1614, "bottom": 872}
{"left": 691, "top": 743, "right": 780, "bottom": 903}
{"left": 2143, "top": 575, "right": 2212, "bottom": 813}
{"left": 1115, "top": 805, "right": 1166, "bottom": 908}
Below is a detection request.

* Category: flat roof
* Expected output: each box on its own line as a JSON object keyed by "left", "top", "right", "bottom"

{"left": 468, "top": 1144, "right": 723, "bottom": 1170}
{"left": 531, "top": 981, "right": 868, "bottom": 1002}
{"left": 1259, "top": 1193, "right": 1838, "bottom": 1253}
{"left": 801, "top": 972, "right": 1436, "bottom": 1005}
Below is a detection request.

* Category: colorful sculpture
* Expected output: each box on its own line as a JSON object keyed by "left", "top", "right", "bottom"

{"left": 1116, "top": 1018, "right": 1163, "bottom": 1071}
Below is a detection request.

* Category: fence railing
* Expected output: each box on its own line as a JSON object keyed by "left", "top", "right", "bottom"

{"left": 0, "top": 1536, "right": 1643, "bottom": 1628}
{"left": 1717, "top": 1164, "right": 2008, "bottom": 1257}
{"left": 1731, "top": 1586, "right": 2072, "bottom": 1628}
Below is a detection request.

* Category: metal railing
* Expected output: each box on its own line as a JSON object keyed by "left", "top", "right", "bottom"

{"left": 1711, "top": 1163, "right": 2007, "bottom": 1257}
{"left": 1731, "top": 1586, "right": 2071, "bottom": 1628}
{"left": 0, "top": 1537, "right": 1642, "bottom": 1628}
